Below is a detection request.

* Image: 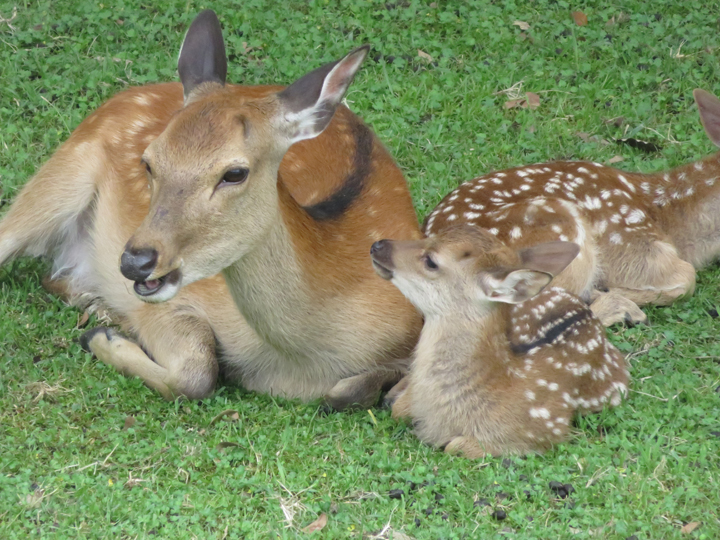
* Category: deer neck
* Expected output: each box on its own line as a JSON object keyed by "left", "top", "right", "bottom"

{"left": 647, "top": 151, "right": 720, "bottom": 265}
{"left": 222, "top": 176, "right": 326, "bottom": 355}
{"left": 413, "top": 306, "right": 508, "bottom": 372}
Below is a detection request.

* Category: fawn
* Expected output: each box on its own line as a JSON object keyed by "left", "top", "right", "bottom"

{"left": 372, "top": 226, "right": 629, "bottom": 456}
{"left": 424, "top": 89, "right": 720, "bottom": 326}
{"left": 0, "top": 11, "right": 422, "bottom": 408}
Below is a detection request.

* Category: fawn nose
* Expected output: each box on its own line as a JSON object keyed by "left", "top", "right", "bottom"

{"left": 120, "top": 246, "right": 159, "bottom": 282}
{"left": 370, "top": 240, "right": 394, "bottom": 267}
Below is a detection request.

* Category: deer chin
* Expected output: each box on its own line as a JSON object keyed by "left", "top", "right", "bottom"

{"left": 133, "top": 269, "right": 182, "bottom": 303}
{"left": 371, "top": 259, "right": 394, "bottom": 280}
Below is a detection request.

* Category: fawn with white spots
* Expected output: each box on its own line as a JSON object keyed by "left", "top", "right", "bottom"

{"left": 0, "top": 11, "right": 422, "bottom": 408}
{"left": 425, "top": 89, "right": 720, "bottom": 326}
{"left": 371, "top": 226, "right": 629, "bottom": 456}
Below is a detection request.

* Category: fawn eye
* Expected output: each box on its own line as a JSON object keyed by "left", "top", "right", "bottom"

{"left": 423, "top": 254, "right": 439, "bottom": 271}
{"left": 142, "top": 161, "right": 152, "bottom": 175}
{"left": 221, "top": 168, "right": 249, "bottom": 185}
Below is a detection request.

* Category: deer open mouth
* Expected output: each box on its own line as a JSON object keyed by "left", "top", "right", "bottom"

{"left": 133, "top": 269, "right": 182, "bottom": 302}
{"left": 371, "top": 259, "right": 394, "bottom": 280}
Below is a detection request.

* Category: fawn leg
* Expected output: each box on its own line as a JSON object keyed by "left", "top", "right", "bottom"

{"left": 383, "top": 375, "right": 410, "bottom": 408}
{"left": 325, "top": 369, "right": 404, "bottom": 411}
{"left": 444, "top": 436, "right": 491, "bottom": 459}
{"left": 589, "top": 291, "right": 648, "bottom": 326}
{"left": 390, "top": 382, "right": 413, "bottom": 420}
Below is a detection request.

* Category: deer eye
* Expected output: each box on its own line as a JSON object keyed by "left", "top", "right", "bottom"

{"left": 423, "top": 253, "right": 439, "bottom": 271}
{"left": 142, "top": 161, "right": 152, "bottom": 175}
{"left": 221, "top": 168, "right": 249, "bottom": 185}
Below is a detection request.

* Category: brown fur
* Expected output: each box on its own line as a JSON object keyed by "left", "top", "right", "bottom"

{"left": 423, "top": 89, "right": 720, "bottom": 326}
{"left": 0, "top": 19, "right": 421, "bottom": 408}
{"left": 373, "top": 226, "right": 629, "bottom": 456}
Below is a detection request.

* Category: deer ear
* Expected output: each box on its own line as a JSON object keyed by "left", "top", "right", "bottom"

{"left": 479, "top": 269, "right": 553, "bottom": 305}
{"left": 178, "top": 10, "right": 227, "bottom": 101}
{"left": 694, "top": 89, "right": 720, "bottom": 148}
{"left": 518, "top": 241, "right": 579, "bottom": 277}
{"left": 276, "top": 45, "right": 369, "bottom": 144}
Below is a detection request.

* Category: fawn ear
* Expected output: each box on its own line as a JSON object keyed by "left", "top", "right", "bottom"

{"left": 178, "top": 10, "right": 228, "bottom": 101}
{"left": 518, "top": 241, "right": 579, "bottom": 276}
{"left": 480, "top": 269, "right": 553, "bottom": 304}
{"left": 276, "top": 45, "right": 369, "bottom": 144}
{"left": 694, "top": 89, "right": 720, "bottom": 148}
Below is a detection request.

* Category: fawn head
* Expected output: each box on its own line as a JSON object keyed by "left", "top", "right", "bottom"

{"left": 371, "top": 225, "right": 579, "bottom": 318}
{"left": 120, "top": 10, "right": 369, "bottom": 302}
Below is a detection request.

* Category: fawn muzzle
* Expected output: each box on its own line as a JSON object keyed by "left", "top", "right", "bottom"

{"left": 370, "top": 240, "right": 395, "bottom": 280}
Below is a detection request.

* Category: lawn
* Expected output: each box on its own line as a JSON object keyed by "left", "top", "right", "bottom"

{"left": 1, "top": 0, "right": 719, "bottom": 538}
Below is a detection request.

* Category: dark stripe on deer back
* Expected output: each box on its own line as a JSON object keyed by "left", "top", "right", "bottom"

{"left": 509, "top": 309, "right": 591, "bottom": 355}
{"left": 302, "top": 120, "right": 373, "bottom": 221}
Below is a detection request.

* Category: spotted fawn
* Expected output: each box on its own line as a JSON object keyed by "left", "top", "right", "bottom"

{"left": 372, "top": 226, "right": 629, "bottom": 457}
{"left": 424, "top": 89, "right": 720, "bottom": 326}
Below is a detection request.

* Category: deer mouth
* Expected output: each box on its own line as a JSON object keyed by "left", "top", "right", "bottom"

{"left": 371, "top": 259, "right": 394, "bottom": 280}
{"left": 133, "top": 269, "right": 182, "bottom": 302}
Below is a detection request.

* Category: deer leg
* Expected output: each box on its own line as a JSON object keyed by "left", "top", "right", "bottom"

{"left": 325, "top": 369, "right": 404, "bottom": 411}
{"left": 81, "top": 304, "right": 218, "bottom": 400}
{"left": 80, "top": 327, "right": 176, "bottom": 400}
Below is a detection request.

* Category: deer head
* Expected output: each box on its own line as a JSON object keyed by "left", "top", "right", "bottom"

{"left": 119, "top": 10, "right": 368, "bottom": 302}
{"left": 371, "top": 225, "right": 579, "bottom": 318}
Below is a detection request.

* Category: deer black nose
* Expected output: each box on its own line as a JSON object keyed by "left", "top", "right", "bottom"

{"left": 370, "top": 240, "right": 389, "bottom": 256}
{"left": 120, "top": 246, "right": 158, "bottom": 282}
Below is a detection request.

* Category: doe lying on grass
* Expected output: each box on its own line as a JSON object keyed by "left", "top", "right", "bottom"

{"left": 0, "top": 10, "right": 422, "bottom": 408}
{"left": 372, "top": 226, "right": 629, "bottom": 457}
{"left": 424, "top": 89, "right": 720, "bottom": 326}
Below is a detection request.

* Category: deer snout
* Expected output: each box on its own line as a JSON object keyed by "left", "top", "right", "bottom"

{"left": 120, "top": 245, "right": 159, "bottom": 282}
{"left": 370, "top": 240, "right": 395, "bottom": 280}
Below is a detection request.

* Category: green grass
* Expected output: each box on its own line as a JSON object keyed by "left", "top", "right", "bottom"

{"left": 1, "top": 0, "right": 719, "bottom": 538}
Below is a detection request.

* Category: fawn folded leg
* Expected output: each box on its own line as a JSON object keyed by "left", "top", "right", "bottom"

{"left": 82, "top": 302, "right": 218, "bottom": 400}
{"left": 325, "top": 369, "right": 404, "bottom": 410}
{"left": 390, "top": 382, "right": 413, "bottom": 420}
{"left": 593, "top": 238, "right": 696, "bottom": 325}
{"left": 589, "top": 290, "right": 648, "bottom": 326}
{"left": 444, "top": 436, "right": 491, "bottom": 459}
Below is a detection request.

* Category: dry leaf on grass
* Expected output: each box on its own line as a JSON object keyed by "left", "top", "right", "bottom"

{"left": 208, "top": 409, "right": 240, "bottom": 427}
{"left": 606, "top": 12, "right": 629, "bottom": 27}
{"left": 77, "top": 310, "right": 90, "bottom": 328}
{"left": 607, "top": 155, "right": 624, "bottom": 164}
{"left": 302, "top": 513, "right": 328, "bottom": 533}
{"left": 681, "top": 522, "right": 700, "bottom": 534}
{"left": 504, "top": 92, "right": 541, "bottom": 110}
{"left": 417, "top": 49, "right": 433, "bottom": 62}
{"left": 123, "top": 415, "right": 136, "bottom": 430}
{"left": 576, "top": 132, "right": 610, "bottom": 145}
{"left": 26, "top": 380, "right": 70, "bottom": 402}
{"left": 215, "top": 441, "right": 242, "bottom": 452}
{"left": 572, "top": 11, "right": 588, "bottom": 26}
{"left": 525, "top": 92, "right": 540, "bottom": 109}
{"left": 513, "top": 20, "right": 530, "bottom": 30}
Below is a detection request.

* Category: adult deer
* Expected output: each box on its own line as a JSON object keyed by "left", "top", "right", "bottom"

{"left": 425, "top": 89, "right": 720, "bottom": 326}
{"left": 0, "top": 11, "right": 422, "bottom": 408}
{"left": 372, "top": 226, "right": 628, "bottom": 456}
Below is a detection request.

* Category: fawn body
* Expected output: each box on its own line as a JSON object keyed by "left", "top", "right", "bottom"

{"left": 0, "top": 11, "right": 421, "bottom": 407}
{"left": 424, "top": 89, "right": 720, "bottom": 326}
{"left": 372, "top": 226, "right": 629, "bottom": 456}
